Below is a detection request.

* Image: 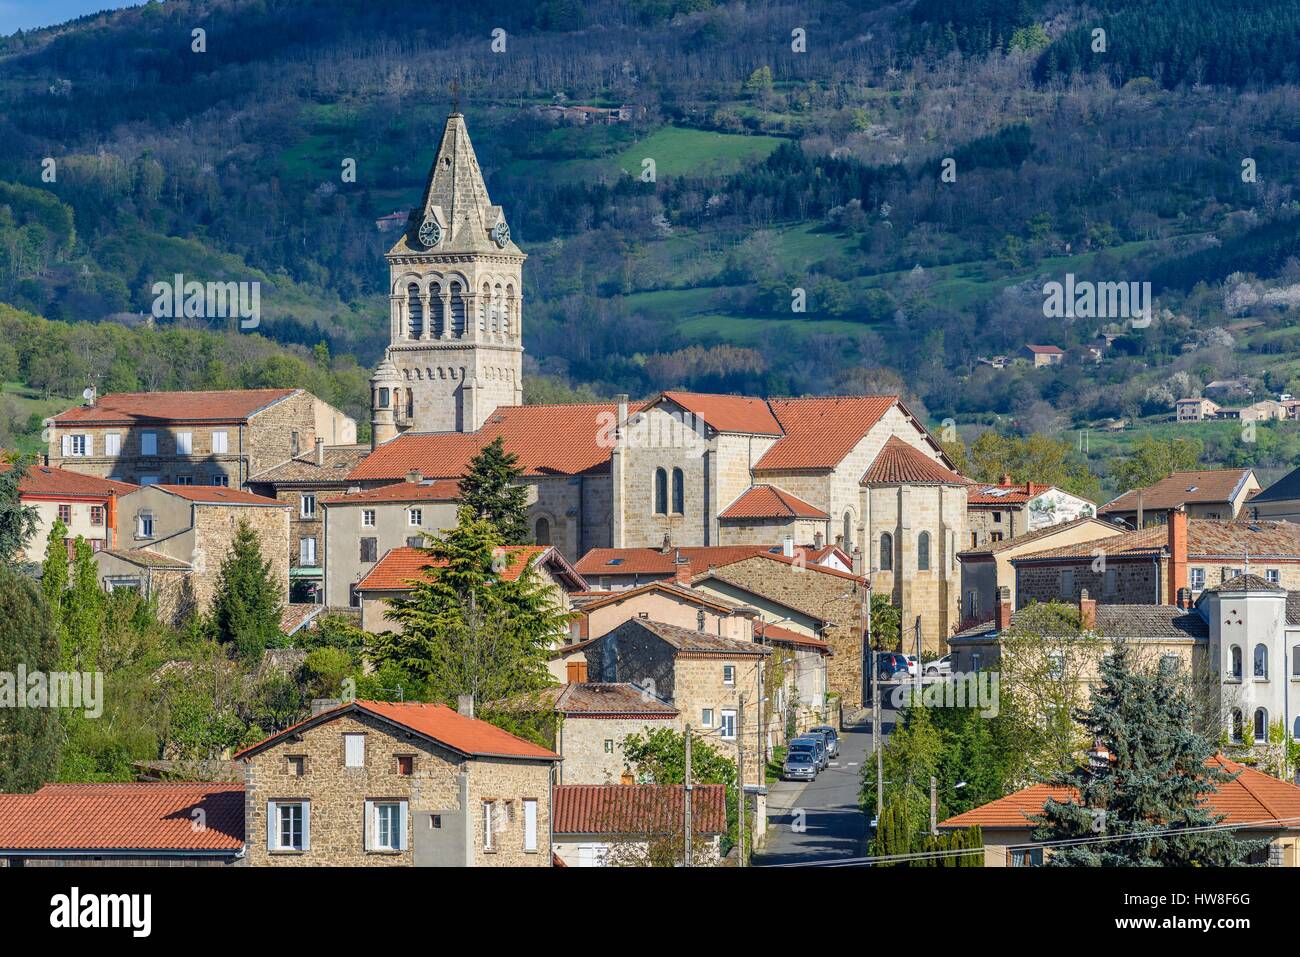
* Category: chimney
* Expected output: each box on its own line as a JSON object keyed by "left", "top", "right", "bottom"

{"left": 1136, "top": 490, "right": 1145, "bottom": 529}
{"left": 1176, "top": 587, "right": 1192, "bottom": 610}
{"left": 616, "top": 393, "right": 629, "bottom": 439}
{"left": 1078, "top": 588, "right": 1096, "bottom": 630}
{"left": 782, "top": 535, "right": 795, "bottom": 558}
{"left": 565, "top": 660, "right": 588, "bottom": 683}
{"left": 674, "top": 557, "right": 692, "bottom": 585}
{"left": 995, "top": 586, "right": 1012, "bottom": 631}
{"left": 406, "top": 469, "right": 422, "bottom": 484}
{"left": 315, "top": 437, "right": 325, "bottom": 467}
{"left": 1167, "top": 506, "right": 1188, "bottom": 605}
{"left": 311, "top": 698, "right": 342, "bottom": 716}
{"left": 1025, "top": 481, "right": 1033, "bottom": 495}
{"left": 814, "top": 529, "right": 825, "bottom": 550}
{"left": 1000, "top": 473, "right": 1012, "bottom": 487}
{"left": 457, "top": 694, "right": 475, "bottom": 718}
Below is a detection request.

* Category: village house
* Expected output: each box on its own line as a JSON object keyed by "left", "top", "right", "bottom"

{"left": 91, "top": 484, "right": 290, "bottom": 624}
{"left": 965, "top": 474, "right": 1096, "bottom": 549}
{"left": 1216, "top": 399, "right": 1289, "bottom": 423}
{"left": 1019, "top": 344, "right": 1065, "bottom": 367}
{"left": 940, "top": 756, "right": 1300, "bottom": 867}
{"left": 1097, "top": 468, "right": 1260, "bottom": 527}
{"left": 236, "top": 699, "right": 558, "bottom": 866}
{"left": 0, "top": 782, "right": 245, "bottom": 867}
{"left": 0, "top": 462, "right": 135, "bottom": 560}
{"left": 46, "top": 388, "right": 356, "bottom": 489}
{"left": 246, "top": 440, "right": 370, "bottom": 603}
{"left": 1175, "top": 397, "right": 1221, "bottom": 422}
{"left": 551, "top": 783, "right": 725, "bottom": 867}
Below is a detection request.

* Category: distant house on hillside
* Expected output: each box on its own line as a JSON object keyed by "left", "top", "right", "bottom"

{"left": 1175, "top": 397, "right": 1220, "bottom": 422}
{"left": 1019, "top": 344, "right": 1065, "bottom": 367}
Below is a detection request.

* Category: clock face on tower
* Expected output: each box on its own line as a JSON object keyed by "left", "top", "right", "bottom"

{"left": 418, "top": 218, "right": 442, "bottom": 248}
{"left": 491, "top": 221, "right": 510, "bottom": 249}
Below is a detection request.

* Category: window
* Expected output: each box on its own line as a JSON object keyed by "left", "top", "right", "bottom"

{"left": 1059, "top": 569, "right": 1074, "bottom": 599}
{"left": 211, "top": 430, "right": 228, "bottom": 454}
{"left": 879, "top": 533, "right": 893, "bottom": 572}
{"left": 1159, "top": 654, "right": 1180, "bottom": 674}
{"left": 360, "top": 538, "right": 377, "bottom": 562}
{"left": 349, "top": 584, "right": 361, "bottom": 608}
{"left": 408, "top": 508, "right": 422, "bottom": 527}
{"left": 843, "top": 512, "right": 853, "bottom": 553}
{"left": 397, "top": 755, "right": 414, "bottom": 776}
{"left": 368, "top": 801, "right": 406, "bottom": 852}
{"left": 1190, "top": 567, "right": 1206, "bottom": 591}
{"left": 654, "top": 468, "right": 668, "bottom": 514}
{"left": 1230, "top": 645, "right": 1242, "bottom": 680}
{"left": 137, "top": 513, "right": 154, "bottom": 538}
{"left": 174, "top": 474, "right": 194, "bottom": 486}
{"left": 1254, "top": 708, "right": 1268, "bottom": 743}
{"left": 300, "top": 495, "right": 316, "bottom": 519}
{"left": 990, "top": 531, "right": 1003, "bottom": 543}
{"left": 1254, "top": 644, "right": 1268, "bottom": 679}
{"left": 176, "top": 431, "right": 193, "bottom": 454}
{"left": 378, "top": 387, "right": 390, "bottom": 409}
{"left": 966, "top": 591, "right": 977, "bottom": 619}
{"left": 210, "top": 473, "right": 230, "bottom": 487}
{"left": 405, "top": 536, "right": 423, "bottom": 548}
{"left": 362, "top": 509, "right": 376, "bottom": 528}
{"left": 722, "top": 664, "right": 736, "bottom": 685}
{"left": 671, "top": 468, "right": 684, "bottom": 514}
{"left": 269, "top": 801, "right": 308, "bottom": 852}
{"left": 299, "top": 537, "right": 317, "bottom": 566}
{"left": 1047, "top": 652, "right": 1065, "bottom": 679}
{"left": 344, "top": 733, "right": 366, "bottom": 768}
{"left": 1230, "top": 710, "right": 1243, "bottom": 743}
{"left": 1267, "top": 569, "right": 1281, "bottom": 586}
{"left": 1010, "top": 847, "right": 1044, "bottom": 867}
{"left": 701, "top": 708, "right": 714, "bottom": 727}
{"left": 1294, "top": 647, "right": 1300, "bottom": 678}
{"left": 90, "top": 506, "right": 104, "bottom": 526}
{"left": 62, "top": 434, "right": 89, "bottom": 457}
{"left": 141, "top": 432, "right": 157, "bottom": 456}
{"left": 917, "top": 531, "right": 930, "bottom": 571}
{"left": 483, "top": 801, "right": 496, "bottom": 851}
{"left": 719, "top": 710, "right": 737, "bottom": 740}
{"left": 534, "top": 517, "right": 551, "bottom": 546}
{"left": 1104, "top": 568, "right": 1117, "bottom": 597}
{"left": 139, "top": 475, "right": 159, "bottom": 486}
{"left": 603, "top": 739, "right": 614, "bottom": 754}
{"left": 57, "top": 504, "right": 71, "bottom": 524}
{"left": 287, "top": 755, "right": 305, "bottom": 776}
{"left": 523, "top": 799, "right": 539, "bottom": 852}
{"left": 104, "top": 433, "right": 121, "bottom": 456}
{"left": 971, "top": 653, "right": 982, "bottom": 673}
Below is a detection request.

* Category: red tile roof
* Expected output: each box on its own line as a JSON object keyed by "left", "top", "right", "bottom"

{"left": 755, "top": 621, "right": 831, "bottom": 652}
{"left": 505, "top": 683, "right": 680, "bottom": 717}
{"left": 941, "top": 756, "right": 1300, "bottom": 830}
{"left": 575, "top": 544, "right": 861, "bottom": 582}
{"left": 0, "top": 782, "right": 244, "bottom": 852}
{"left": 52, "top": 389, "right": 297, "bottom": 425}
{"left": 322, "top": 479, "right": 462, "bottom": 505}
{"left": 1011, "top": 519, "right": 1300, "bottom": 562}
{"left": 966, "top": 480, "right": 1058, "bottom": 506}
{"left": 357, "top": 544, "right": 548, "bottom": 591}
{"left": 577, "top": 580, "right": 739, "bottom": 614}
{"left": 552, "top": 784, "right": 726, "bottom": 835}
{"left": 0, "top": 463, "right": 135, "bottom": 498}
{"left": 235, "top": 700, "right": 559, "bottom": 761}
{"left": 1023, "top": 344, "right": 1065, "bottom": 355}
{"left": 756, "top": 395, "right": 898, "bottom": 471}
{"left": 152, "top": 485, "right": 287, "bottom": 506}
{"left": 659, "top": 391, "right": 783, "bottom": 435}
{"left": 861, "top": 436, "right": 970, "bottom": 486}
{"left": 719, "top": 485, "right": 830, "bottom": 520}
{"left": 1099, "top": 469, "right": 1255, "bottom": 515}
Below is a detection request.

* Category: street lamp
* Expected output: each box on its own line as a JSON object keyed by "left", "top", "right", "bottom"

{"left": 931, "top": 779, "right": 967, "bottom": 834}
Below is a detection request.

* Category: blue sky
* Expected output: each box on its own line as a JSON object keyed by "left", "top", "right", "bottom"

{"left": 0, "top": 1, "right": 141, "bottom": 35}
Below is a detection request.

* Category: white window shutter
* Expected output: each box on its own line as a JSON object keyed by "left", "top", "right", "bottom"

{"left": 364, "top": 800, "right": 374, "bottom": 851}
{"left": 61, "top": 435, "right": 71, "bottom": 456}
{"left": 398, "top": 801, "right": 409, "bottom": 851}
{"left": 266, "top": 801, "right": 277, "bottom": 851}
{"left": 85, "top": 435, "right": 93, "bottom": 456}
{"left": 301, "top": 803, "right": 311, "bottom": 851}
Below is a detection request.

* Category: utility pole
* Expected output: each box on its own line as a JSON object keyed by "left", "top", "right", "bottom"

{"left": 930, "top": 775, "right": 938, "bottom": 836}
{"left": 737, "top": 695, "right": 746, "bottom": 867}
{"left": 684, "top": 725, "right": 692, "bottom": 867}
{"left": 914, "top": 615, "right": 923, "bottom": 703}
{"left": 874, "top": 678, "right": 883, "bottom": 825}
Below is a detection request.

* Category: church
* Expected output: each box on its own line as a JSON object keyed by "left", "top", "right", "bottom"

{"left": 358, "top": 112, "right": 971, "bottom": 650}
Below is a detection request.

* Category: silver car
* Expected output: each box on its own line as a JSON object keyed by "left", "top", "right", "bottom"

{"left": 782, "top": 747, "right": 818, "bottom": 781}
{"left": 791, "top": 735, "right": 827, "bottom": 770}
{"left": 807, "top": 726, "right": 839, "bottom": 758}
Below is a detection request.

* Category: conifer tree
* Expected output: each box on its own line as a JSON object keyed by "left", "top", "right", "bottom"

{"left": 41, "top": 517, "right": 69, "bottom": 652}
{"left": 1034, "top": 642, "right": 1262, "bottom": 866}
{"left": 458, "top": 436, "right": 530, "bottom": 544}
{"left": 65, "top": 536, "right": 104, "bottom": 670}
{"left": 209, "top": 519, "right": 283, "bottom": 660}
{"left": 0, "top": 562, "right": 60, "bottom": 790}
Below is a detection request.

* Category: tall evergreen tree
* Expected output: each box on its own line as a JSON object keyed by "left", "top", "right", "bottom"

{"left": 458, "top": 436, "right": 530, "bottom": 544}
{"left": 65, "top": 536, "right": 104, "bottom": 671}
{"left": 209, "top": 519, "right": 284, "bottom": 660}
{"left": 0, "top": 454, "right": 38, "bottom": 567}
{"left": 0, "top": 562, "right": 61, "bottom": 791}
{"left": 1034, "top": 642, "right": 1262, "bottom": 866}
{"left": 41, "top": 517, "right": 70, "bottom": 653}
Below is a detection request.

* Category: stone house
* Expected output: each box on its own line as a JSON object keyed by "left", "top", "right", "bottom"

{"left": 577, "top": 579, "right": 752, "bottom": 643}
{"left": 0, "top": 782, "right": 245, "bottom": 867}
{"left": 0, "top": 462, "right": 135, "bottom": 561}
{"left": 236, "top": 699, "right": 558, "bottom": 866}
{"left": 1098, "top": 468, "right": 1259, "bottom": 527}
{"left": 940, "top": 756, "right": 1300, "bottom": 867}
{"left": 552, "top": 784, "right": 725, "bottom": 867}
{"left": 91, "top": 484, "right": 289, "bottom": 624}
{"left": 246, "top": 441, "right": 370, "bottom": 602}
{"left": 1019, "top": 344, "right": 1065, "bottom": 367}
{"left": 1176, "top": 397, "right": 1221, "bottom": 421}
{"left": 47, "top": 388, "right": 356, "bottom": 489}
{"left": 965, "top": 475, "right": 1096, "bottom": 549}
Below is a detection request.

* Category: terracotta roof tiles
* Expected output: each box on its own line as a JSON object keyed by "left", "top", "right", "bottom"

{"left": 861, "top": 436, "right": 970, "bottom": 486}
{"left": 1099, "top": 469, "right": 1255, "bottom": 514}
{"left": 152, "top": 485, "right": 287, "bottom": 506}
{"left": 52, "top": 389, "right": 297, "bottom": 425}
{"left": 322, "top": 479, "right": 462, "bottom": 505}
{"left": 552, "top": 784, "right": 726, "bottom": 835}
{"left": 0, "top": 463, "right": 136, "bottom": 498}
{"left": 357, "top": 544, "right": 547, "bottom": 591}
{"left": 756, "top": 395, "right": 898, "bottom": 471}
{"left": 659, "top": 391, "right": 783, "bottom": 435}
{"left": 719, "top": 485, "right": 830, "bottom": 520}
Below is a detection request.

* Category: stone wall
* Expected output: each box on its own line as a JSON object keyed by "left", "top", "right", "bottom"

{"left": 1014, "top": 557, "right": 1162, "bottom": 608}
{"left": 189, "top": 504, "right": 290, "bottom": 614}
{"left": 557, "top": 714, "right": 681, "bottom": 784}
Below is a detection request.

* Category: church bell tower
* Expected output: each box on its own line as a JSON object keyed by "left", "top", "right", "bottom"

{"left": 372, "top": 112, "right": 524, "bottom": 443}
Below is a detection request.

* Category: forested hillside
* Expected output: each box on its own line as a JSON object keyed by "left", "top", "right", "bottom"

{"left": 3, "top": 0, "right": 1300, "bottom": 491}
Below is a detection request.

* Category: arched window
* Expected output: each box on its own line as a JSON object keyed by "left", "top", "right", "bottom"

{"left": 407, "top": 283, "right": 423, "bottom": 338}
{"left": 1231, "top": 710, "right": 1243, "bottom": 742}
{"left": 534, "top": 517, "right": 551, "bottom": 546}
{"left": 429, "top": 281, "right": 445, "bottom": 337}
{"left": 406, "top": 389, "right": 414, "bottom": 418}
{"left": 917, "top": 531, "right": 931, "bottom": 571}
{"left": 1254, "top": 708, "right": 1268, "bottom": 742}
{"left": 671, "top": 468, "right": 684, "bottom": 514}
{"left": 654, "top": 468, "right": 668, "bottom": 515}
{"left": 449, "top": 280, "right": 466, "bottom": 337}
{"left": 1230, "top": 645, "right": 1242, "bottom": 679}
{"left": 1254, "top": 644, "right": 1268, "bottom": 679}
{"left": 879, "top": 533, "right": 893, "bottom": 572}
{"left": 842, "top": 512, "right": 853, "bottom": 553}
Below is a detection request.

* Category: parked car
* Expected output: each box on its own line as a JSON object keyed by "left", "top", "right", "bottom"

{"left": 791, "top": 735, "right": 827, "bottom": 770}
{"left": 925, "top": 655, "right": 953, "bottom": 676}
{"left": 905, "top": 655, "right": 919, "bottom": 677}
{"left": 782, "top": 747, "right": 818, "bottom": 782}
{"left": 877, "top": 652, "right": 910, "bottom": 680}
{"left": 808, "top": 725, "right": 839, "bottom": 758}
